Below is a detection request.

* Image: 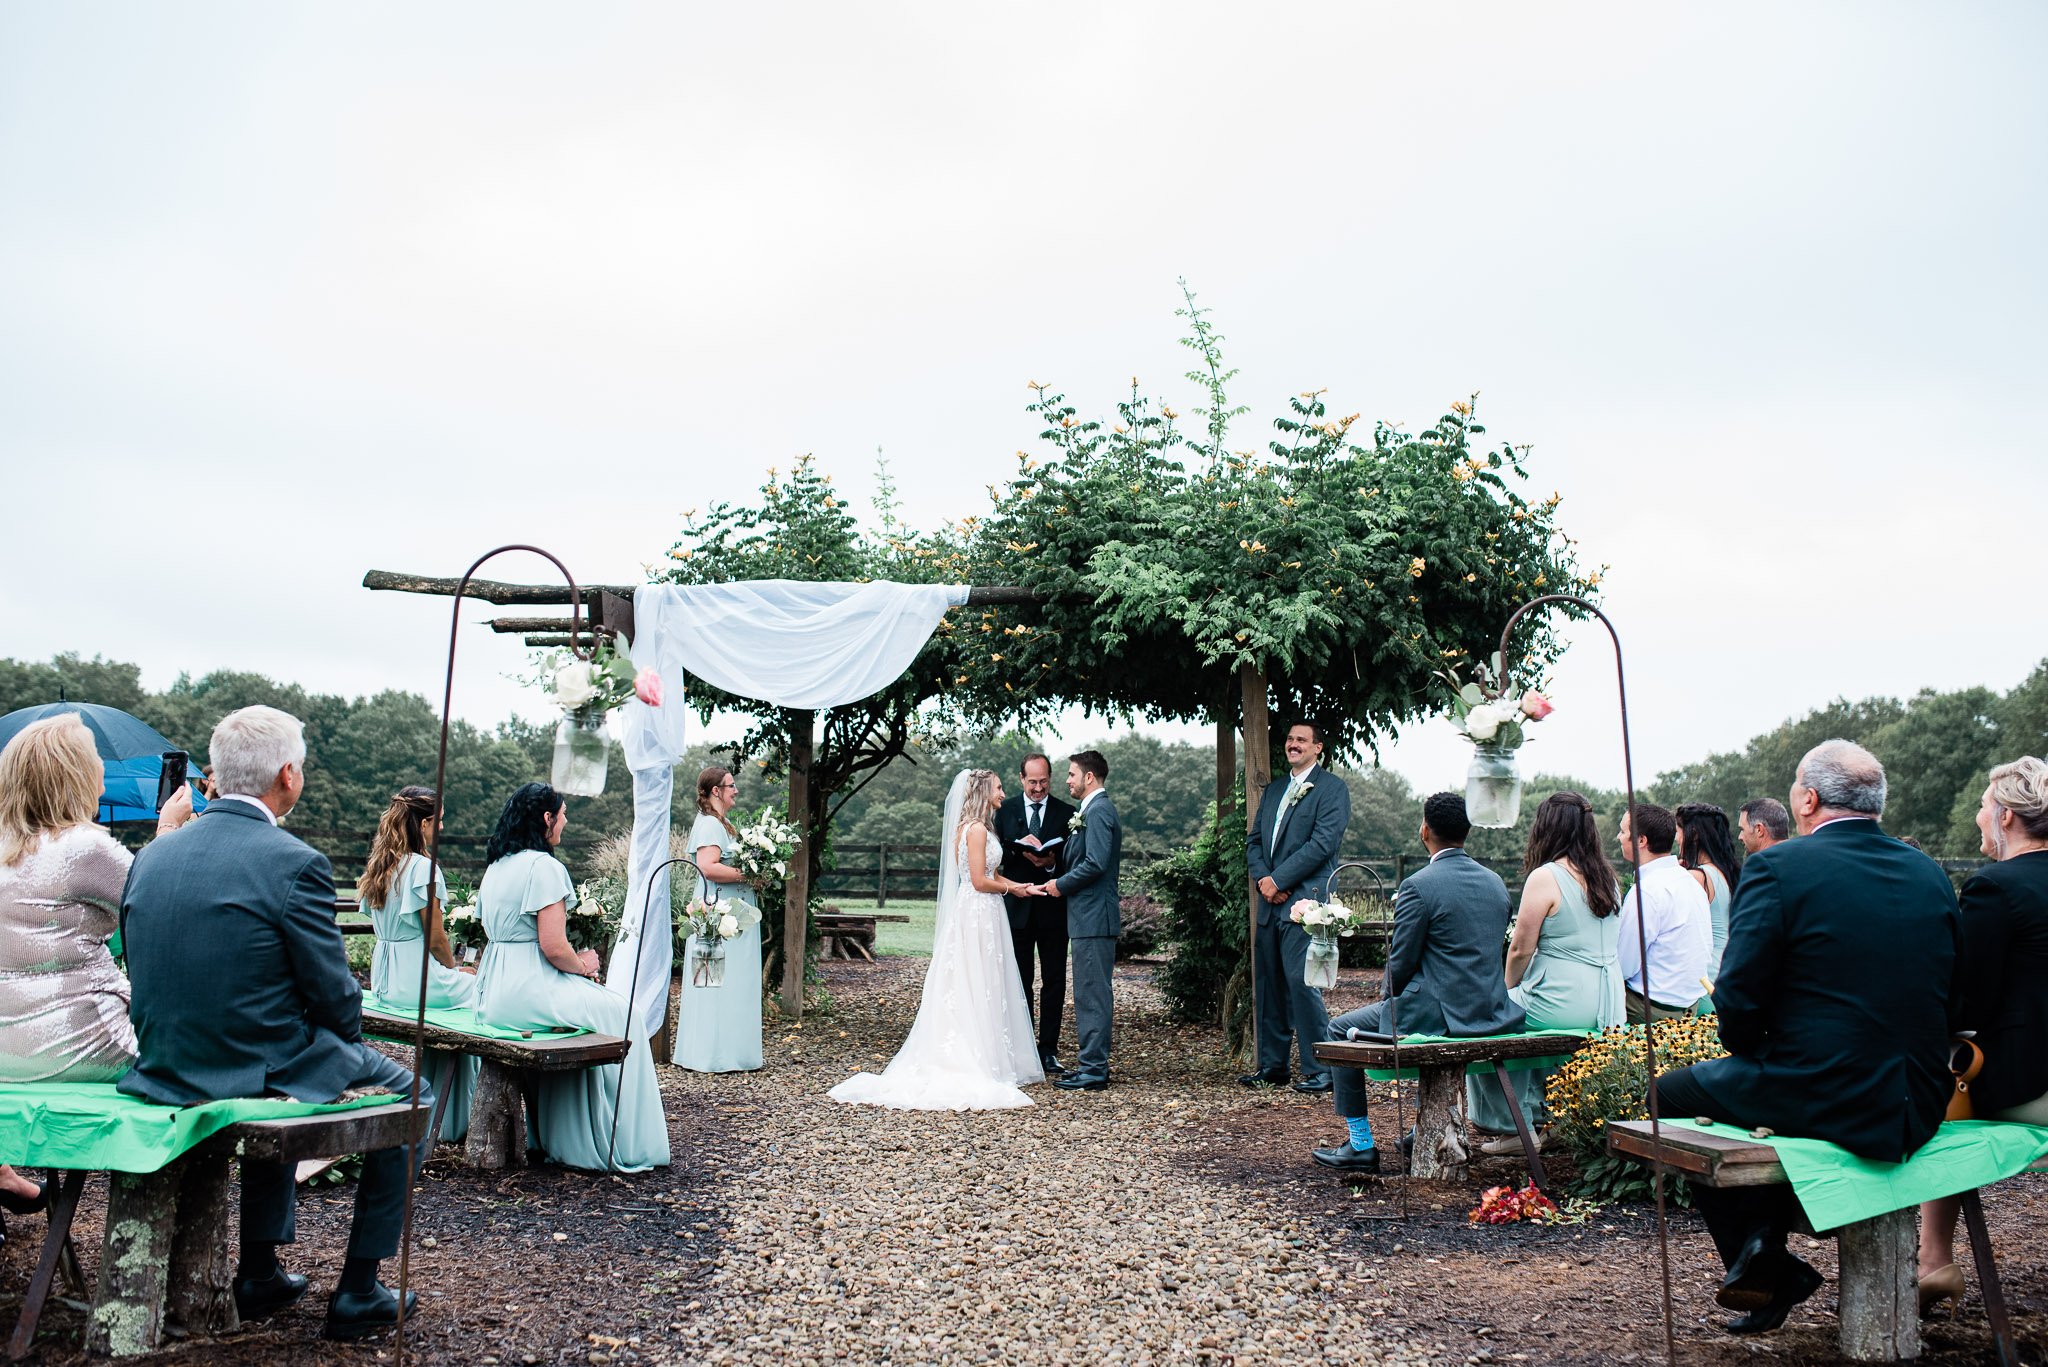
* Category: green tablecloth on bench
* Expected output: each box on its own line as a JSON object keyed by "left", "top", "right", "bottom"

{"left": 1363, "top": 1030, "right": 1595, "bottom": 1081}
{"left": 1664, "top": 1118, "right": 2048, "bottom": 1232}
{"left": 0, "top": 1082, "right": 395, "bottom": 1175}
{"left": 359, "top": 995, "right": 589, "bottom": 1042}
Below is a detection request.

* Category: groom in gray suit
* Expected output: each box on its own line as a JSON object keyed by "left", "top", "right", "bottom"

{"left": 121, "top": 705, "right": 430, "bottom": 1340}
{"left": 1243, "top": 720, "right": 1352, "bottom": 1093}
{"left": 1312, "top": 791, "right": 1523, "bottom": 1172}
{"left": 1036, "top": 750, "right": 1121, "bottom": 1090}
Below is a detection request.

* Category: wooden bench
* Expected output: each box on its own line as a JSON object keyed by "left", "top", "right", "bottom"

{"left": 9, "top": 1102, "right": 428, "bottom": 1361}
{"left": 361, "top": 1006, "right": 629, "bottom": 1170}
{"left": 817, "top": 912, "right": 910, "bottom": 961}
{"left": 1607, "top": 1118, "right": 2048, "bottom": 1363}
{"left": 1313, "top": 1032, "right": 1594, "bottom": 1187}
{"left": 332, "top": 897, "right": 375, "bottom": 935}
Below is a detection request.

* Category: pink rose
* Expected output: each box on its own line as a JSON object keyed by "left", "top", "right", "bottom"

{"left": 634, "top": 668, "right": 664, "bottom": 707}
{"left": 1519, "top": 690, "right": 1554, "bottom": 721}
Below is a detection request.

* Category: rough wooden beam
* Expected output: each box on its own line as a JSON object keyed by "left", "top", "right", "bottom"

{"left": 361, "top": 1009, "right": 629, "bottom": 1070}
{"left": 362, "top": 569, "right": 633, "bottom": 605}
{"left": 1316, "top": 1033, "right": 1593, "bottom": 1071}
{"left": 486, "top": 616, "right": 605, "bottom": 634}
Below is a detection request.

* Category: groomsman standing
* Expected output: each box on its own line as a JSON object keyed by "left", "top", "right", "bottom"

{"left": 1243, "top": 721, "right": 1353, "bottom": 1093}
{"left": 995, "top": 753, "right": 1075, "bottom": 1075}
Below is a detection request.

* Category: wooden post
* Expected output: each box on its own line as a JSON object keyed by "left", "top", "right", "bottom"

{"left": 466, "top": 1059, "right": 528, "bottom": 1169}
{"left": 781, "top": 709, "right": 815, "bottom": 1020}
{"left": 1410, "top": 1066, "right": 1471, "bottom": 1182}
{"left": 1239, "top": 664, "right": 1271, "bottom": 1064}
{"left": 166, "top": 1152, "right": 237, "bottom": 1335}
{"left": 877, "top": 844, "right": 889, "bottom": 909}
{"left": 1837, "top": 1208, "right": 1919, "bottom": 1361}
{"left": 1215, "top": 705, "right": 1235, "bottom": 825}
{"left": 89, "top": 1168, "right": 181, "bottom": 1356}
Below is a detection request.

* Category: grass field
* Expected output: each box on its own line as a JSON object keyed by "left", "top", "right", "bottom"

{"left": 819, "top": 899, "right": 937, "bottom": 957}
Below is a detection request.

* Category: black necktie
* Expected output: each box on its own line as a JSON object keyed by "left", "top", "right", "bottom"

{"left": 1029, "top": 802, "right": 1042, "bottom": 836}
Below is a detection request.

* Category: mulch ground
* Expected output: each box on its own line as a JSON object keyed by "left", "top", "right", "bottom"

{"left": 1, "top": 960, "right": 2042, "bottom": 1364}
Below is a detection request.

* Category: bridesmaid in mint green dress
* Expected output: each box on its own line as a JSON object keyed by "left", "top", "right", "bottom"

{"left": 675, "top": 766, "right": 764, "bottom": 1074}
{"left": 474, "top": 784, "right": 669, "bottom": 1172}
{"left": 1469, "top": 793, "right": 1625, "bottom": 1140}
{"left": 360, "top": 787, "right": 475, "bottom": 1140}
{"left": 1675, "top": 803, "right": 1743, "bottom": 1013}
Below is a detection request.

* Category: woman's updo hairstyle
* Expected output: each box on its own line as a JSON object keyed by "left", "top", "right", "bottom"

{"left": 487, "top": 782, "right": 564, "bottom": 864}
{"left": 1986, "top": 757, "right": 2048, "bottom": 840}
{"left": 697, "top": 766, "right": 737, "bottom": 835}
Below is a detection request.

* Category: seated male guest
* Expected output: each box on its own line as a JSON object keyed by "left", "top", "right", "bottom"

{"left": 1313, "top": 792, "right": 1523, "bottom": 1172}
{"left": 994, "top": 753, "right": 1075, "bottom": 1075}
{"left": 1243, "top": 721, "right": 1352, "bottom": 1093}
{"left": 1657, "top": 740, "right": 1960, "bottom": 1335}
{"left": 1615, "top": 802, "right": 1712, "bottom": 1021}
{"left": 121, "top": 705, "right": 430, "bottom": 1340}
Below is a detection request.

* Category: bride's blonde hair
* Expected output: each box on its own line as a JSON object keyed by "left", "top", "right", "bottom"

{"left": 955, "top": 769, "right": 1000, "bottom": 841}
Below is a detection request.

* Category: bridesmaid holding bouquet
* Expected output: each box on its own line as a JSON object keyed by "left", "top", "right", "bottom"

{"left": 675, "top": 766, "right": 764, "bottom": 1073}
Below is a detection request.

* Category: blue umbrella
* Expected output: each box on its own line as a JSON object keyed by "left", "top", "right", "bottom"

{"left": 0, "top": 702, "right": 208, "bottom": 823}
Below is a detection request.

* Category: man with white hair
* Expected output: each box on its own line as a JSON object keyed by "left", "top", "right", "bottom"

{"left": 1656, "top": 739, "right": 1961, "bottom": 1336}
{"left": 121, "top": 704, "right": 430, "bottom": 1341}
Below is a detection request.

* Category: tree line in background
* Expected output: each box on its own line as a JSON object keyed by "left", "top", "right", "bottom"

{"left": 9, "top": 649, "right": 2040, "bottom": 872}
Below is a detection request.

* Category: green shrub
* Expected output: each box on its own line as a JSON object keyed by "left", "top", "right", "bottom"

{"left": 1145, "top": 798, "right": 1249, "bottom": 1048}
{"left": 1545, "top": 1018, "right": 1727, "bottom": 1204}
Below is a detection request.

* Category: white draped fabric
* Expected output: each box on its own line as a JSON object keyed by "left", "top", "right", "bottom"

{"left": 615, "top": 580, "right": 968, "bottom": 1040}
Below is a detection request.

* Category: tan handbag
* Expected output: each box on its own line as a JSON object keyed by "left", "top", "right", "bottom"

{"left": 1947, "top": 1036, "right": 1985, "bottom": 1122}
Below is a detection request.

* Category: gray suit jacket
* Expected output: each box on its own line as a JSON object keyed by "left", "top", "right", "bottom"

{"left": 1245, "top": 764, "right": 1352, "bottom": 924}
{"left": 119, "top": 799, "right": 366, "bottom": 1105}
{"left": 1055, "top": 791, "right": 1123, "bottom": 939}
{"left": 1381, "top": 847, "right": 1525, "bottom": 1037}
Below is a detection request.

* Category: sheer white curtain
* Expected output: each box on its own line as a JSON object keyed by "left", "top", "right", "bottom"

{"left": 616, "top": 580, "right": 968, "bottom": 1040}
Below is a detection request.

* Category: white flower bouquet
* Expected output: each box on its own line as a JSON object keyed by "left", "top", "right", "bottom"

{"left": 681, "top": 894, "right": 763, "bottom": 988}
{"left": 730, "top": 807, "right": 803, "bottom": 886}
{"left": 1289, "top": 896, "right": 1372, "bottom": 990}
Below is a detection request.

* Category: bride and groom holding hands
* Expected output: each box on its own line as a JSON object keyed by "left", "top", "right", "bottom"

{"left": 829, "top": 751, "right": 1121, "bottom": 1110}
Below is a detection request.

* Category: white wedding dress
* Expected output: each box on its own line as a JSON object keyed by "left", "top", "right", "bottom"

{"left": 829, "top": 822, "right": 1045, "bottom": 1111}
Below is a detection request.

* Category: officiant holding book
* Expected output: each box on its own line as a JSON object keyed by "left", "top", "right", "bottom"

{"left": 995, "top": 752, "right": 1075, "bottom": 1075}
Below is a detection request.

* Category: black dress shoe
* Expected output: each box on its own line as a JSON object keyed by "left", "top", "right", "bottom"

{"left": 1311, "top": 1143, "right": 1382, "bottom": 1173}
{"left": 1237, "top": 1069, "right": 1288, "bottom": 1088}
{"left": 0, "top": 1179, "right": 47, "bottom": 1215}
{"left": 1291, "top": 1077, "right": 1332, "bottom": 1094}
{"left": 323, "top": 1281, "right": 419, "bottom": 1341}
{"left": 234, "top": 1268, "right": 310, "bottom": 1322}
{"left": 1054, "top": 1072, "right": 1108, "bottom": 1091}
{"left": 1039, "top": 1052, "right": 1066, "bottom": 1076}
{"left": 1716, "top": 1230, "right": 1784, "bottom": 1311}
{"left": 1725, "top": 1259, "right": 1822, "bottom": 1335}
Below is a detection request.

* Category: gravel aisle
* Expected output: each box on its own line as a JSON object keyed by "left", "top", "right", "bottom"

{"left": 652, "top": 960, "right": 1449, "bottom": 1367}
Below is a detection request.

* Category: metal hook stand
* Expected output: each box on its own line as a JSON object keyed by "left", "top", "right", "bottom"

{"left": 396, "top": 546, "right": 590, "bottom": 1364}
{"left": 604, "top": 855, "right": 701, "bottom": 1175}
{"left": 1330, "top": 860, "right": 1412, "bottom": 1222}
{"left": 1494, "top": 595, "right": 1675, "bottom": 1367}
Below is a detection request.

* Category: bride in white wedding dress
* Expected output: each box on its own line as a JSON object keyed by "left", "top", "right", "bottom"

{"left": 829, "top": 769, "right": 1047, "bottom": 1110}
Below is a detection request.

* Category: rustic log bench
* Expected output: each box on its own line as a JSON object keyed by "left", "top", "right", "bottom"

{"left": 1313, "top": 1032, "right": 1595, "bottom": 1187}
{"left": 8, "top": 1102, "right": 427, "bottom": 1361}
{"left": 1607, "top": 1118, "right": 2048, "bottom": 1363}
{"left": 361, "top": 1006, "right": 629, "bottom": 1170}
{"left": 817, "top": 912, "right": 910, "bottom": 961}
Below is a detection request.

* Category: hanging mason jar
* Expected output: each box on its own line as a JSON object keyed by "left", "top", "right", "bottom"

{"left": 1304, "top": 934, "right": 1341, "bottom": 990}
{"left": 1465, "top": 742, "right": 1524, "bottom": 828}
{"left": 688, "top": 935, "right": 728, "bottom": 989}
{"left": 551, "top": 706, "right": 609, "bottom": 797}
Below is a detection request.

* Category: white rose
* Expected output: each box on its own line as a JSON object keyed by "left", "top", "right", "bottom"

{"left": 552, "top": 661, "right": 600, "bottom": 708}
{"left": 773, "top": 860, "right": 787, "bottom": 878}
{"left": 1464, "top": 702, "right": 1503, "bottom": 742}
{"left": 718, "top": 912, "right": 740, "bottom": 939}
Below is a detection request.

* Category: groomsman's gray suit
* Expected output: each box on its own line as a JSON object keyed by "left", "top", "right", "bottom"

{"left": 1327, "top": 846, "right": 1524, "bottom": 1121}
{"left": 1245, "top": 764, "right": 1352, "bottom": 1084}
{"left": 121, "top": 798, "right": 431, "bottom": 1262}
{"left": 1054, "top": 791, "right": 1122, "bottom": 1081}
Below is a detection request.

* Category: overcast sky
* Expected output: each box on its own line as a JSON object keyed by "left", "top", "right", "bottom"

{"left": 4, "top": 3, "right": 2044, "bottom": 799}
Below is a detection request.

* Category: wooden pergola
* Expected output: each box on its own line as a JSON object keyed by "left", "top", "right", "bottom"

{"left": 364, "top": 569, "right": 1280, "bottom": 1037}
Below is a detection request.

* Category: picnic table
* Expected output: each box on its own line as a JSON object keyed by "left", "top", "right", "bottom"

{"left": 361, "top": 1005, "right": 628, "bottom": 1169}
{"left": 817, "top": 911, "right": 910, "bottom": 961}
{"left": 1607, "top": 1118, "right": 2048, "bottom": 1363}
{"left": 1313, "top": 1031, "right": 1595, "bottom": 1186}
{"left": 7, "top": 1097, "right": 427, "bottom": 1360}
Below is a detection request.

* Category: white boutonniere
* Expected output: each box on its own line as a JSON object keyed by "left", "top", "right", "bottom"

{"left": 1070, "top": 809, "right": 1088, "bottom": 833}
{"left": 1284, "top": 780, "right": 1315, "bottom": 809}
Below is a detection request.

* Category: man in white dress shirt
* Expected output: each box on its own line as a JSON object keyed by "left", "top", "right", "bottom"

{"left": 1615, "top": 801, "right": 1713, "bottom": 1021}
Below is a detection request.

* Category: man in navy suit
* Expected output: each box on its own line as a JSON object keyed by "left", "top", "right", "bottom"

{"left": 1658, "top": 740, "right": 1961, "bottom": 1335}
{"left": 1242, "top": 721, "right": 1352, "bottom": 1092}
{"left": 122, "top": 706, "right": 430, "bottom": 1341}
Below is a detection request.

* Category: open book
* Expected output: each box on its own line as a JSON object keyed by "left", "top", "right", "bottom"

{"left": 1009, "top": 833, "right": 1065, "bottom": 854}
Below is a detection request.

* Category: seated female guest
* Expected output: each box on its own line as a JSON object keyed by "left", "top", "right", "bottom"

{"left": 0, "top": 717, "right": 194, "bottom": 1213}
{"left": 675, "top": 766, "right": 763, "bottom": 1074}
{"left": 1917, "top": 757, "right": 2048, "bottom": 1311}
{"left": 1675, "top": 802, "right": 1741, "bottom": 981}
{"left": 475, "top": 784, "right": 668, "bottom": 1172}
{"left": 359, "top": 785, "right": 474, "bottom": 1140}
{"left": 1468, "top": 792, "right": 1624, "bottom": 1151}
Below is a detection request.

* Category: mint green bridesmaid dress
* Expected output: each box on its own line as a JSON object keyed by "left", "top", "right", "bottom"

{"left": 674, "top": 814, "right": 764, "bottom": 1074}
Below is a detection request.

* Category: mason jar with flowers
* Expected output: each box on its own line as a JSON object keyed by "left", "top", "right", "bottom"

{"left": 531, "top": 642, "right": 663, "bottom": 797}
{"left": 1288, "top": 896, "right": 1372, "bottom": 989}
{"left": 1437, "top": 655, "right": 1555, "bottom": 828}
{"left": 680, "top": 895, "right": 762, "bottom": 989}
